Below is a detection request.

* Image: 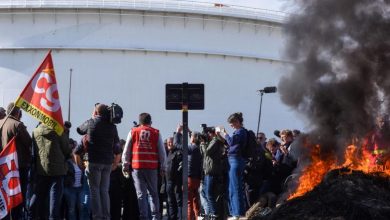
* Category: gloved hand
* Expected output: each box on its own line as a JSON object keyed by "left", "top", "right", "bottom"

{"left": 122, "top": 164, "right": 131, "bottom": 179}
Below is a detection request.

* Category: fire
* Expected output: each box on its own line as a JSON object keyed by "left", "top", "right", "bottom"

{"left": 288, "top": 140, "right": 390, "bottom": 200}
{"left": 288, "top": 145, "right": 337, "bottom": 199}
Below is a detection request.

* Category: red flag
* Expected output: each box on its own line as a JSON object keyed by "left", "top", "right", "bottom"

{"left": 15, "top": 50, "right": 64, "bottom": 135}
{"left": 0, "top": 137, "right": 23, "bottom": 218}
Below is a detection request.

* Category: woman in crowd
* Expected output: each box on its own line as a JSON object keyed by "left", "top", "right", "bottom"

{"left": 63, "top": 139, "right": 85, "bottom": 220}
{"left": 221, "top": 112, "right": 247, "bottom": 219}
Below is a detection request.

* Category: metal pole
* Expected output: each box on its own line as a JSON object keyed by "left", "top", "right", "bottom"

{"left": 182, "top": 82, "right": 188, "bottom": 220}
{"left": 67, "top": 68, "right": 73, "bottom": 122}
{"left": 256, "top": 91, "right": 264, "bottom": 136}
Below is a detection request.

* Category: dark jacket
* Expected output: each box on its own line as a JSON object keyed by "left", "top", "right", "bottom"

{"left": 188, "top": 143, "right": 202, "bottom": 179}
{"left": 165, "top": 148, "right": 182, "bottom": 183}
{"left": 0, "top": 116, "right": 32, "bottom": 169}
{"left": 174, "top": 133, "right": 202, "bottom": 179}
{"left": 33, "top": 124, "right": 71, "bottom": 176}
{"left": 77, "top": 116, "right": 119, "bottom": 165}
{"left": 201, "top": 137, "right": 226, "bottom": 176}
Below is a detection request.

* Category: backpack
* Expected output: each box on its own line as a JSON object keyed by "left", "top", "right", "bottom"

{"left": 109, "top": 103, "right": 123, "bottom": 124}
{"left": 241, "top": 129, "right": 259, "bottom": 159}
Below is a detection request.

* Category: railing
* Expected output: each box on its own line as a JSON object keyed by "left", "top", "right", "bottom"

{"left": 0, "top": 0, "right": 288, "bottom": 23}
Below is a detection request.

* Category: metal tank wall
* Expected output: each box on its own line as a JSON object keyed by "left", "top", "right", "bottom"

{"left": 0, "top": 7, "right": 304, "bottom": 139}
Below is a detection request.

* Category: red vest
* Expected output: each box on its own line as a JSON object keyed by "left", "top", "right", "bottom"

{"left": 131, "top": 125, "right": 160, "bottom": 169}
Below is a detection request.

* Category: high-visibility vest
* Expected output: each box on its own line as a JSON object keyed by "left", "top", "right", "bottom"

{"left": 131, "top": 125, "right": 159, "bottom": 169}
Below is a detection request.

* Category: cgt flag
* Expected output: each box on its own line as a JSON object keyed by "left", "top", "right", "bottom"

{"left": 0, "top": 137, "right": 23, "bottom": 219}
{"left": 15, "top": 50, "right": 64, "bottom": 135}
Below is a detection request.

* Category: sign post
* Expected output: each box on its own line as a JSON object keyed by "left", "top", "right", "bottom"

{"left": 166, "top": 83, "right": 204, "bottom": 219}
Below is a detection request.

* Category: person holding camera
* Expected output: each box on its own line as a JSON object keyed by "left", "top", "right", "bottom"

{"left": 77, "top": 103, "right": 120, "bottom": 220}
{"left": 122, "top": 113, "right": 167, "bottom": 220}
{"left": 221, "top": 112, "right": 247, "bottom": 220}
{"left": 201, "top": 126, "right": 227, "bottom": 220}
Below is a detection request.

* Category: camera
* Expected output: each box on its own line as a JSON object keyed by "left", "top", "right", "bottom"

{"left": 201, "top": 124, "right": 215, "bottom": 134}
{"left": 106, "top": 103, "right": 123, "bottom": 124}
{"left": 200, "top": 124, "right": 215, "bottom": 142}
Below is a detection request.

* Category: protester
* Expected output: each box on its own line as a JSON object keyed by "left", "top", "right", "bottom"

{"left": 0, "top": 102, "right": 32, "bottom": 220}
{"left": 256, "top": 132, "right": 267, "bottom": 149}
{"left": 222, "top": 112, "right": 247, "bottom": 219}
{"left": 173, "top": 125, "right": 202, "bottom": 220}
{"left": 165, "top": 136, "right": 183, "bottom": 219}
{"left": 186, "top": 132, "right": 202, "bottom": 220}
{"left": 110, "top": 139, "right": 124, "bottom": 220}
{"left": 77, "top": 103, "right": 120, "bottom": 220}
{"left": 63, "top": 139, "right": 85, "bottom": 220}
{"left": 273, "top": 129, "right": 297, "bottom": 194}
{"left": 122, "top": 113, "right": 167, "bottom": 220}
{"left": 120, "top": 137, "right": 140, "bottom": 220}
{"left": 265, "top": 138, "right": 280, "bottom": 165}
{"left": 276, "top": 129, "right": 296, "bottom": 170}
{"left": 28, "top": 123, "right": 71, "bottom": 220}
{"left": 73, "top": 136, "right": 92, "bottom": 219}
{"left": 202, "top": 127, "right": 227, "bottom": 220}
{"left": 158, "top": 139, "right": 169, "bottom": 218}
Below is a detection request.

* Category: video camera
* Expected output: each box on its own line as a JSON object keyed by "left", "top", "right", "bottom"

{"left": 106, "top": 103, "right": 123, "bottom": 124}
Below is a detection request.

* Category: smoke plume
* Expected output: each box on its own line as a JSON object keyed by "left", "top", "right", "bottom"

{"left": 280, "top": 0, "right": 390, "bottom": 156}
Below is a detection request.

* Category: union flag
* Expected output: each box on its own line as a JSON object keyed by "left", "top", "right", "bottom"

{"left": 15, "top": 50, "right": 64, "bottom": 135}
{"left": 0, "top": 137, "right": 23, "bottom": 219}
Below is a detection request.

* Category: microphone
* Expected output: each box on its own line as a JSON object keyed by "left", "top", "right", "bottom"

{"left": 274, "top": 130, "right": 280, "bottom": 138}
{"left": 258, "top": 86, "right": 277, "bottom": 93}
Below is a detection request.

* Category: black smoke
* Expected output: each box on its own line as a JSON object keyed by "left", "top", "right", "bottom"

{"left": 279, "top": 0, "right": 390, "bottom": 156}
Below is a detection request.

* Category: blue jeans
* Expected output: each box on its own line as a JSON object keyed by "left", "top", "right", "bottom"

{"left": 80, "top": 171, "right": 91, "bottom": 220}
{"left": 28, "top": 175, "right": 64, "bottom": 220}
{"left": 204, "top": 175, "right": 219, "bottom": 216}
{"left": 63, "top": 186, "right": 83, "bottom": 220}
{"left": 199, "top": 180, "right": 208, "bottom": 215}
{"left": 228, "top": 156, "right": 246, "bottom": 216}
{"left": 86, "top": 163, "right": 112, "bottom": 220}
{"left": 132, "top": 169, "right": 160, "bottom": 220}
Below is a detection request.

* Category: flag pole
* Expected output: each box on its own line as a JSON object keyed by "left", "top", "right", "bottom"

{"left": 67, "top": 68, "right": 73, "bottom": 122}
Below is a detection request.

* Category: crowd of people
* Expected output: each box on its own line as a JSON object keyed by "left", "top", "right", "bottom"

{"left": 0, "top": 102, "right": 302, "bottom": 220}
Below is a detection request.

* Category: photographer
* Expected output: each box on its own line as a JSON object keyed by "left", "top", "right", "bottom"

{"left": 221, "top": 112, "right": 247, "bottom": 219}
{"left": 77, "top": 103, "right": 120, "bottom": 220}
{"left": 201, "top": 126, "right": 227, "bottom": 220}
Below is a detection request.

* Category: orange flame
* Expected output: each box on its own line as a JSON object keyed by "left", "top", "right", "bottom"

{"left": 288, "top": 139, "right": 390, "bottom": 200}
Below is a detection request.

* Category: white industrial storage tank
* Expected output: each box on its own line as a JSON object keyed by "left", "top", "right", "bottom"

{"left": 0, "top": 0, "right": 303, "bottom": 139}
